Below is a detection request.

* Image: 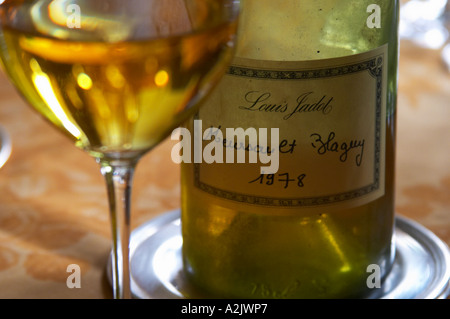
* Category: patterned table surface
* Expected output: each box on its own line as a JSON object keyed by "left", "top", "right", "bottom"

{"left": 0, "top": 40, "right": 448, "bottom": 299}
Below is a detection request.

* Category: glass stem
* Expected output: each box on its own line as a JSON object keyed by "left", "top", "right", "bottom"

{"left": 100, "top": 159, "right": 137, "bottom": 299}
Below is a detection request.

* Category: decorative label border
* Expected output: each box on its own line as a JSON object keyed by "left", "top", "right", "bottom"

{"left": 194, "top": 53, "right": 385, "bottom": 207}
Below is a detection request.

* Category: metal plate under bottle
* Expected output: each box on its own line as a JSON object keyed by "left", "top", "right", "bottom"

{"left": 111, "top": 210, "right": 449, "bottom": 299}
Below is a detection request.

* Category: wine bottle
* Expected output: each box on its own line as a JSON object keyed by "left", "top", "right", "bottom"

{"left": 181, "top": 0, "right": 399, "bottom": 298}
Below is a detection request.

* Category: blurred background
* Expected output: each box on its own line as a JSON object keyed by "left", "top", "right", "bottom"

{"left": 400, "top": 0, "right": 450, "bottom": 66}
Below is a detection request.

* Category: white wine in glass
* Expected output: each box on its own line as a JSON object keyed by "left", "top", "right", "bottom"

{"left": 0, "top": 0, "right": 239, "bottom": 298}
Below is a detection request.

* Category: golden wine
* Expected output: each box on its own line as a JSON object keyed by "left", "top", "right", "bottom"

{"left": 181, "top": 0, "right": 398, "bottom": 298}
{"left": 0, "top": 0, "right": 238, "bottom": 159}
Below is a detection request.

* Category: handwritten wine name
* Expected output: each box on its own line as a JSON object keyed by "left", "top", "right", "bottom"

{"left": 203, "top": 125, "right": 296, "bottom": 156}
{"left": 239, "top": 91, "right": 334, "bottom": 120}
{"left": 246, "top": 132, "right": 364, "bottom": 189}
{"left": 310, "top": 132, "right": 365, "bottom": 166}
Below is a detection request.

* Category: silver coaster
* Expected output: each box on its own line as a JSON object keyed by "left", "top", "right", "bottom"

{"left": 117, "top": 210, "right": 449, "bottom": 299}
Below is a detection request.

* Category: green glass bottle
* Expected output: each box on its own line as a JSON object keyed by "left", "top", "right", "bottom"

{"left": 181, "top": 0, "right": 399, "bottom": 298}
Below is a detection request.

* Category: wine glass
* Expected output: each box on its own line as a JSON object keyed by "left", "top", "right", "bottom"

{"left": 0, "top": 0, "right": 239, "bottom": 299}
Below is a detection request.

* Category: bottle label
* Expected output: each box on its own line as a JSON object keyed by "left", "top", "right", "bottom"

{"left": 193, "top": 45, "right": 387, "bottom": 210}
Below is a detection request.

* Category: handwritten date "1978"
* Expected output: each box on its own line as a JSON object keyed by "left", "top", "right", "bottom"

{"left": 249, "top": 172, "right": 306, "bottom": 189}
{"left": 310, "top": 132, "right": 365, "bottom": 166}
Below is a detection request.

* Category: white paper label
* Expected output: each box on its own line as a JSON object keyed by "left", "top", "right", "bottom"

{"left": 194, "top": 45, "right": 387, "bottom": 210}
